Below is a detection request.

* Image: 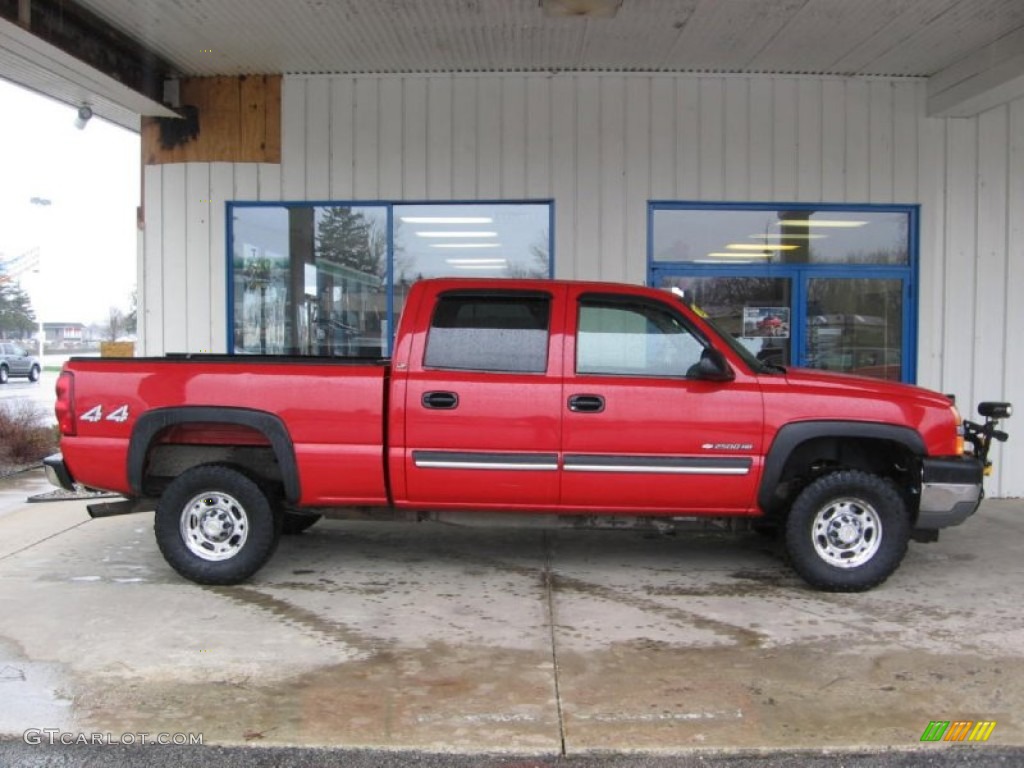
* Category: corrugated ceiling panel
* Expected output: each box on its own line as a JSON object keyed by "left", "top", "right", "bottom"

{"left": 827, "top": 0, "right": 962, "bottom": 74}
{"left": 661, "top": 0, "right": 805, "bottom": 71}
{"left": 67, "top": 0, "right": 1024, "bottom": 77}
{"left": 748, "top": 0, "right": 926, "bottom": 74}
{"left": 863, "top": 0, "right": 1024, "bottom": 76}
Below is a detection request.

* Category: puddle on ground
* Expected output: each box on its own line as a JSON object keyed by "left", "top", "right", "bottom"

{"left": 72, "top": 642, "right": 561, "bottom": 751}
{"left": 0, "top": 637, "right": 76, "bottom": 736}
{"left": 66, "top": 638, "right": 1023, "bottom": 751}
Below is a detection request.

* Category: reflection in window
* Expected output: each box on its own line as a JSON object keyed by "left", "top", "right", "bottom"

{"left": 232, "top": 205, "right": 387, "bottom": 356}
{"left": 393, "top": 203, "right": 551, "bottom": 318}
{"left": 229, "top": 202, "right": 551, "bottom": 357}
{"left": 652, "top": 208, "right": 909, "bottom": 265}
{"left": 657, "top": 276, "right": 793, "bottom": 367}
{"left": 807, "top": 278, "right": 902, "bottom": 381}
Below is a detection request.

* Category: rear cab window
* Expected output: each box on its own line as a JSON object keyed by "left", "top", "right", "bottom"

{"left": 424, "top": 292, "right": 551, "bottom": 373}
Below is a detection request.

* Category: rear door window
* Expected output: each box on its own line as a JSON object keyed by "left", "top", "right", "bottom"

{"left": 424, "top": 293, "right": 551, "bottom": 373}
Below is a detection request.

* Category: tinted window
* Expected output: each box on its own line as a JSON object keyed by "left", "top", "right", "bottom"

{"left": 424, "top": 294, "right": 550, "bottom": 373}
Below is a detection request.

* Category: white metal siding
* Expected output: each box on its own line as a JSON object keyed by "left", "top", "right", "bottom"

{"left": 141, "top": 73, "right": 1024, "bottom": 495}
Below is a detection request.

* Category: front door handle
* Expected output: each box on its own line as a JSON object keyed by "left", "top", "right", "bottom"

{"left": 568, "top": 394, "right": 605, "bottom": 413}
{"left": 422, "top": 391, "right": 459, "bottom": 410}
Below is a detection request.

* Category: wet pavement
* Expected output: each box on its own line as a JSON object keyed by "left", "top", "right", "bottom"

{"left": 0, "top": 468, "right": 1022, "bottom": 760}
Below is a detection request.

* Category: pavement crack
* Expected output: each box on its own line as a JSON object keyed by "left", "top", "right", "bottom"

{"left": 542, "top": 531, "right": 567, "bottom": 757}
{"left": 0, "top": 518, "right": 92, "bottom": 563}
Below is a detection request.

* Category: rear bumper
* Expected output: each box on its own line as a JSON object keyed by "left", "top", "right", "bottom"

{"left": 915, "top": 456, "right": 984, "bottom": 530}
{"left": 43, "top": 453, "right": 75, "bottom": 491}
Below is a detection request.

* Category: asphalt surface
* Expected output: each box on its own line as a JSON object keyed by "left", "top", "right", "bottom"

{"left": 2, "top": 742, "right": 1023, "bottom": 767}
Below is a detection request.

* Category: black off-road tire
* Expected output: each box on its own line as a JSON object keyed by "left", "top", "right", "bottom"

{"left": 28, "top": 365, "right": 41, "bottom": 383}
{"left": 154, "top": 464, "right": 282, "bottom": 585}
{"left": 785, "top": 469, "right": 910, "bottom": 592}
{"left": 282, "top": 512, "right": 322, "bottom": 535}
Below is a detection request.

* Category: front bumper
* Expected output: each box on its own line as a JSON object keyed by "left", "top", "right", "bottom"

{"left": 915, "top": 456, "right": 984, "bottom": 530}
{"left": 43, "top": 453, "right": 75, "bottom": 491}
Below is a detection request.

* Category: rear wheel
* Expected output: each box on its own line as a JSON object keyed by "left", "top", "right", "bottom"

{"left": 785, "top": 470, "right": 910, "bottom": 592}
{"left": 0, "top": 366, "right": 8, "bottom": 384}
{"left": 154, "top": 465, "right": 281, "bottom": 585}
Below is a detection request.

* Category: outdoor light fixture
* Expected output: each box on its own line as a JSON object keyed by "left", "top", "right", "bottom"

{"left": 74, "top": 105, "right": 93, "bottom": 130}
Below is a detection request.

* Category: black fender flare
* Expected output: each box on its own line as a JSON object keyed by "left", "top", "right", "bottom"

{"left": 128, "top": 406, "right": 300, "bottom": 502}
{"left": 758, "top": 420, "right": 925, "bottom": 511}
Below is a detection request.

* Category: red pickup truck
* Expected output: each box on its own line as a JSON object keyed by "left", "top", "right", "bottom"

{"left": 44, "top": 278, "right": 1011, "bottom": 591}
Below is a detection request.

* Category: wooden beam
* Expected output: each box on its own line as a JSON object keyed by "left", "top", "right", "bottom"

{"left": 142, "top": 75, "right": 282, "bottom": 164}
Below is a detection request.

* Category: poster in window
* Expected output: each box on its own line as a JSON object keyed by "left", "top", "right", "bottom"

{"left": 743, "top": 307, "right": 790, "bottom": 339}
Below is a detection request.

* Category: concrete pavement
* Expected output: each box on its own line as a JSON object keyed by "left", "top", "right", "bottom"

{"left": 0, "top": 468, "right": 1022, "bottom": 757}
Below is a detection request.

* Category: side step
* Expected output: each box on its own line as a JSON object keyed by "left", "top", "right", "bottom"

{"left": 88, "top": 498, "right": 157, "bottom": 518}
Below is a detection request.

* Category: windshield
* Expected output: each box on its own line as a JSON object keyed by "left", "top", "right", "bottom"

{"left": 671, "top": 294, "right": 779, "bottom": 375}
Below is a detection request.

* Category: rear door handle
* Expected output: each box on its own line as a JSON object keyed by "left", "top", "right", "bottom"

{"left": 568, "top": 394, "right": 605, "bottom": 413}
{"left": 422, "top": 391, "right": 459, "bottom": 410}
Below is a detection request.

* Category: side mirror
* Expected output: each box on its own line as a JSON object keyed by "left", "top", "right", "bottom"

{"left": 692, "top": 348, "right": 734, "bottom": 382}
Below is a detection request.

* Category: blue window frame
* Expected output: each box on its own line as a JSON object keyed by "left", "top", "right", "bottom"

{"left": 648, "top": 202, "right": 918, "bottom": 382}
{"left": 227, "top": 200, "right": 554, "bottom": 357}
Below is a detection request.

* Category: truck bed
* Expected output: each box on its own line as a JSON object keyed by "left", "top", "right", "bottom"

{"left": 60, "top": 355, "right": 390, "bottom": 506}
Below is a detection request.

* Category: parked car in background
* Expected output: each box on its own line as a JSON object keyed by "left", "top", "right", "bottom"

{"left": 0, "top": 342, "right": 41, "bottom": 384}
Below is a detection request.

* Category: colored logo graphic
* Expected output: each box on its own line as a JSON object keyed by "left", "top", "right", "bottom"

{"left": 920, "top": 720, "right": 996, "bottom": 742}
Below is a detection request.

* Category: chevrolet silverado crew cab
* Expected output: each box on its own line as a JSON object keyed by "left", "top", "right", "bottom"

{"left": 44, "top": 278, "right": 1011, "bottom": 591}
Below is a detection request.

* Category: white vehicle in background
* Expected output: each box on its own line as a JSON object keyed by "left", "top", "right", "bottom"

{"left": 0, "top": 342, "right": 41, "bottom": 384}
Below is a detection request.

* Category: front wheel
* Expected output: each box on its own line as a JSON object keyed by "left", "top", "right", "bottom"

{"left": 785, "top": 470, "right": 910, "bottom": 592}
{"left": 28, "top": 365, "right": 41, "bottom": 383}
{"left": 154, "top": 465, "right": 281, "bottom": 585}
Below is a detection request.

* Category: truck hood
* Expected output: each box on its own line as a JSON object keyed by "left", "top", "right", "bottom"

{"left": 780, "top": 367, "right": 953, "bottom": 409}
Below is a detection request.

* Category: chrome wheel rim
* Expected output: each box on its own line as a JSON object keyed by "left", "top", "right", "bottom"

{"left": 811, "top": 497, "right": 882, "bottom": 568}
{"left": 180, "top": 491, "right": 249, "bottom": 561}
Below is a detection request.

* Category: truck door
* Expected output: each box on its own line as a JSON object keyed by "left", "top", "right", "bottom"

{"left": 560, "top": 288, "right": 764, "bottom": 514}
{"left": 398, "top": 286, "right": 565, "bottom": 508}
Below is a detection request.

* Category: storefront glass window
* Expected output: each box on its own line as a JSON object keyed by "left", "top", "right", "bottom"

{"left": 649, "top": 203, "right": 916, "bottom": 382}
{"left": 229, "top": 202, "right": 551, "bottom": 357}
